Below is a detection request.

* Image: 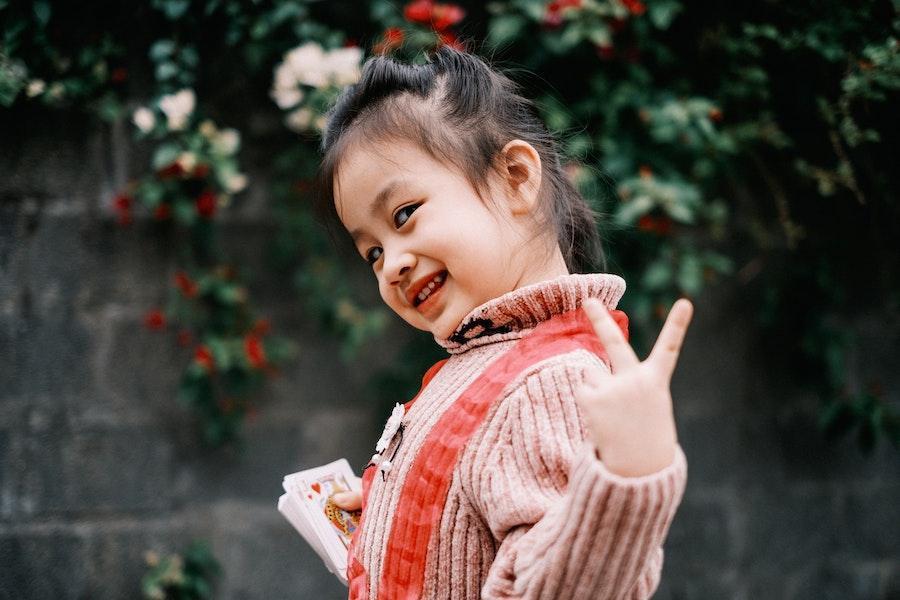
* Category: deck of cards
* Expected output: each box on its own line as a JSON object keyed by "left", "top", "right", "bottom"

{"left": 277, "top": 458, "right": 362, "bottom": 586}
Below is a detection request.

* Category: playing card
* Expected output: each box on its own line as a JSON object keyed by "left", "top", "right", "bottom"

{"left": 291, "top": 460, "right": 361, "bottom": 568}
{"left": 277, "top": 491, "right": 329, "bottom": 565}
{"left": 278, "top": 458, "right": 362, "bottom": 586}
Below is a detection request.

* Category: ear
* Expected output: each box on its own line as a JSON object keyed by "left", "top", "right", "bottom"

{"left": 498, "top": 139, "right": 542, "bottom": 216}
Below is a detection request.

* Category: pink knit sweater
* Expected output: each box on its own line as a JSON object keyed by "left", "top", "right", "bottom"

{"left": 349, "top": 273, "right": 688, "bottom": 599}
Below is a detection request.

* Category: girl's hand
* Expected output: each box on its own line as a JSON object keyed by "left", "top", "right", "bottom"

{"left": 331, "top": 490, "right": 362, "bottom": 511}
{"left": 577, "top": 298, "right": 694, "bottom": 478}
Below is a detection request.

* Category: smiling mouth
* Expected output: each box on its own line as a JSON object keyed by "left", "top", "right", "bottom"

{"left": 412, "top": 271, "right": 447, "bottom": 308}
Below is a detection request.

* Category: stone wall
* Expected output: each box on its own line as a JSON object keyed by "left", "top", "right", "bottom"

{"left": 1, "top": 109, "right": 898, "bottom": 599}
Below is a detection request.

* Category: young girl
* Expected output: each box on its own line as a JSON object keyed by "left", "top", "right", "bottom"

{"left": 323, "top": 45, "right": 693, "bottom": 599}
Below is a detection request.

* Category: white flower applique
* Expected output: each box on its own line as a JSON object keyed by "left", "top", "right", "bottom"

{"left": 371, "top": 403, "right": 406, "bottom": 478}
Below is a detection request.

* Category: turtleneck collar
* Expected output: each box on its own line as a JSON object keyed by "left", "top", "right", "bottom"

{"left": 435, "top": 273, "right": 626, "bottom": 354}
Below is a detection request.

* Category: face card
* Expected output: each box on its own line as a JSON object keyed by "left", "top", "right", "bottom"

{"left": 296, "top": 471, "right": 361, "bottom": 559}
{"left": 283, "top": 458, "right": 362, "bottom": 573}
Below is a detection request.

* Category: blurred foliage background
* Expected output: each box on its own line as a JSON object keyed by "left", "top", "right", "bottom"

{"left": 2, "top": 0, "right": 898, "bottom": 455}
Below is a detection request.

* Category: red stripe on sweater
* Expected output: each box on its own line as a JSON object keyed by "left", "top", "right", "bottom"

{"left": 373, "top": 308, "right": 628, "bottom": 599}
{"left": 347, "top": 358, "right": 449, "bottom": 599}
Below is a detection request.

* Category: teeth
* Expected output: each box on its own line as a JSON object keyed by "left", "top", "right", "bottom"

{"left": 415, "top": 272, "right": 445, "bottom": 305}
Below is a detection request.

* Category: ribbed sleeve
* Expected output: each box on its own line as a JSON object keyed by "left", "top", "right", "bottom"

{"left": 462, "top": 352, "right": 688, "bottom": 600}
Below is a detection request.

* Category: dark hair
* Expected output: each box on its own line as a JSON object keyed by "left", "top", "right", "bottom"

{"left": 316, "top": 45, "right": 605, "bottom": 274}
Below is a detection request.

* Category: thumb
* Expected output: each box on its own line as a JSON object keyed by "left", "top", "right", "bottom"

{"left": 331, "top": 490, "right": 362, "bottom": 511}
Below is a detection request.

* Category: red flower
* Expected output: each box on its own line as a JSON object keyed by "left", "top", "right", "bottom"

{"left": 596, "top": 44, "right": 615, "bottom": 60}
{"left": 114, "top": 194, "right": 132, "bottom": 211}
{"left": 637, "top": 215, "right": 673, "bottom": 236}
{"left": 542, "top": 13, "right": 563, "bottom": 29}
{"left": 708, "top": 107, "right": 723, "bottom": 123}
{"left": 374, "top": 27, "right": 405, "bottom": 54}
{"left": 244, "top": 334, "right": 266, "bottom": 369}
{"left": 153, "top": 203, "right": 171, "bottom": 221}
{"left": 177, "top": 329, "right": 193, "bottom": 347}
{"left": 196, "top": 190, "right": 217, "bottom": 218}
{"left": 174, "top": 271, "right": 198, "bottom": 298}
{"left": 157, "top": 162, "right": 185, "bottom": 180}
{"left": 344, "top": 38, "right": 359, "bottom": 48}
{"left": 431, "top": 3, "right": 465, "bottom": 30}
{"left": 403, "top": 0, "right": 465, "bottom": 31}
{"left": 404, "top": 0, "right": 433, "bottom": 24}
{"left": 624, "top": 46, "right": 641, "bottom": 63}
{"left": 191, "top": 163, "right": 210, "bottom": 179}
{"left": 608, "top": 17, "right": 628, "bottom": 33}
{"left": 194, "top": 344, "right": 215, "bottom": 371}
{"left": 436, "top": 30, "right": 465, "bottom": 51}
{"left": 543, "top": 0, "right": 580, "bottom": 28}
{"left": 252, "top": 318, "right": 271, "bottom": 336}
{"left": 144, "top": 309, "right": 166, "bottom": 330}
{"left": 113, "top": 194, "right": 133, "bottom": 226}
{"left": 638, "top": 165, "right": 653, "bottom": 179}
{"left": 621, "top": 0, "right": 646, "bottom": 15}
{"left": 110, "top": 67, "right": 128, "bottom": 83}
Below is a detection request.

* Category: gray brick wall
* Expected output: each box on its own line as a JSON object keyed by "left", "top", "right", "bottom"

{"left": 1, "top": 110, "right": 898, "bottom": 599}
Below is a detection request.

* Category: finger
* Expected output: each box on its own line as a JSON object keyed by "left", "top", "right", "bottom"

{"left": 583, "top": 299, "right": 639, "bottom": 370}
{"left": 331, "top": 491, "right": 362, "bottom": 511}
{"left": 647, "top": 298, "right": 694, "bottom": 380}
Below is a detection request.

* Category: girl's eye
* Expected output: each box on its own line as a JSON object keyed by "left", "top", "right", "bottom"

{"left": 365, "top": 247, "right": 383, "bottom": 265}
{"left": 393, "top": 203, "right": 421, "bottom": 228}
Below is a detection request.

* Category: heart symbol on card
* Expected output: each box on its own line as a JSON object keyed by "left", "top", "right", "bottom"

{"left": 311, "top": 483, "right": 321, "bottom": 494}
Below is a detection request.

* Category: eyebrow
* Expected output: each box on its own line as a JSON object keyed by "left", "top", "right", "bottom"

{"left": 349, "top": 178, "right": 408, "bottom": 243}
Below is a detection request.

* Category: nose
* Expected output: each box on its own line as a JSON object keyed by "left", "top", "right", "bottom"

{"left": 383, "top": 249, "right": 416, "bottom": 286}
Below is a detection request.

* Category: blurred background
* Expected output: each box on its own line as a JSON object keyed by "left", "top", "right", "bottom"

{"left": 1, "top": 0, "right": 898, "bottom": 598}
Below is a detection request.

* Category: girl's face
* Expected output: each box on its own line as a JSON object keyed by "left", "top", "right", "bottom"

{"left": 334, "top": 138, "right": 558, "bottom": 339}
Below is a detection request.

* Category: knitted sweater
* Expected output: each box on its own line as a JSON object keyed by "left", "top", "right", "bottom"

{"left": 348, "top": 273, "right": 688, "bottom": 600}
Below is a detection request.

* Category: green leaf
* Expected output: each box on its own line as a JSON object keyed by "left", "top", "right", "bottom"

{"left": 159, "top": 0, "right": 190, "bottom": 20}
{"left": 152, "top": 143, "right": 181, "bottom": 169}
{"left": 487, "top": 14, "right": 527, "bottom": 48}
{"left": 149, "top": 39, "right": 176, "bottom": 62}
{"left": 677, "top": 253, "right": 703, "bottom": 296}
{"left": 174, "top": 199, "right": 197, "bottom": 225}
{"left": 207, "top": 337, "right": 232, "bottom": 370}
{"left": 647, "top": 0, "right": 682, "bottom": 29}
{"left": 615, "top": 195, "right": 655, "bottom": 225}
{"left": 641, "top": 259, "right": 672, "bottom": 290}
{"left": 155, "top": 61, "right": 179, "bottom": 81}
{"left": 33, "top": 0, "right": 51, "bottom": 26}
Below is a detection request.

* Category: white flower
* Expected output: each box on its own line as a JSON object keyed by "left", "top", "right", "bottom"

{"left": 213, "top": 128, "right": 240, "bottom": 155}
{"left": 159, "top": 89, "right": 195, "bottom": 131}
{"left": 273, "top": 62, "right": 297, "bottom": 91}
{"left": 285, "top": 107, "right": 314, "bottom": 132}
{"left": 225, "top": 172, "right": 247, "bottom": 193}
{"left": 175, "top": 151, "right": 197, "bottom": 173}
{"left": 198, "top": 119, "right": 217, "bottom": 139}
{"left": 47, "top": 82, "right": 65, "bottom": 100}
{"left": 26, "top": 79, "right": 46, "bottom": 97}
{"left": 324, "top": 46, "right": 363, "bottom": 86}
{"left": 132, "top": 107, "right": 156, "bottom": 133}
{"left": 285, "top": 42, "right": 328, "bottom": 88}
{"left": 375, "top": 403, "right": 405, "bottom": 454}
{"left": 314, "top": 115, "right": 328, "bottom": 132}
{"left": 270, "top": 85, "right": 303, "bottom": 110}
